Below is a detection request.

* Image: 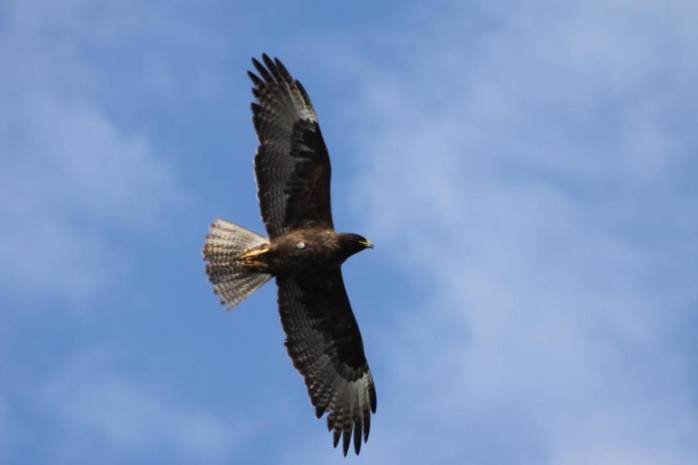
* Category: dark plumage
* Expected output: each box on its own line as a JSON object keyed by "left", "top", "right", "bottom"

{"left": 203, "top": 54, "right": 376, "bottom": 456}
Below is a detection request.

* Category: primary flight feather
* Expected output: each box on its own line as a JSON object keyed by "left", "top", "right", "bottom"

{"left": 203, "top": 54, "right": 376, "bottom": 456}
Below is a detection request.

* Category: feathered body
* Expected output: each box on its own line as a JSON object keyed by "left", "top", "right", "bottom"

{"left": 244, "top": 230, "right": 371, "bottom": 275}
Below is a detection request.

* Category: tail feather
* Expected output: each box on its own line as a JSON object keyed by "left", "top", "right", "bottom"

{"left": 203, "top": 219, "right": 271, "bottom": 309}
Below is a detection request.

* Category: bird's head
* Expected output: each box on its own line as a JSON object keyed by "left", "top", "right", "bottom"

{"left": 338, "top": 233, "right": 374, "bottom": 258}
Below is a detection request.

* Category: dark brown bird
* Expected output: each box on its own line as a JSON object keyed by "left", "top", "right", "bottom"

{"left": 203, "top": 54, "right": 376, "bottom": 456}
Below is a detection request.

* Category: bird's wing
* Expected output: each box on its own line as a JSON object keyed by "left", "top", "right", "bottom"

{"left": 248, "top": 54, "right": 333, "bottom": 239}
{"left": 276, "top": 271, "right": 376, "bottom": 456}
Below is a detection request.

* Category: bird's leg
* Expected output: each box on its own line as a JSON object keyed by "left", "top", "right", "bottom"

{"left": 239, "top": 245, "right": 270, "bottom": 269}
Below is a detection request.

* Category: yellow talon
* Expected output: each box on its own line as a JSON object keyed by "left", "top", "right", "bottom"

{"left": 240, "top": 246, "right": 269, "bottom": 259}
{"left": 240, "top": 245, "right": 270, "bottom": 267}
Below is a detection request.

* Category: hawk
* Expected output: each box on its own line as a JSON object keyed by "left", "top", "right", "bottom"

{"left": 203, "top": 54, "right": 376, "bottom": 456}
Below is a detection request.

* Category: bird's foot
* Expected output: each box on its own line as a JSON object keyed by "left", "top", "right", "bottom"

{"left": 239, "top": 245, "right": 270, "bottom": 268}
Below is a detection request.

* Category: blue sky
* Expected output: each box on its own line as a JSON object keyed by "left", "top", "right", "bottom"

{"left": 1, "top": 0, "right": 697, "bottom": 464}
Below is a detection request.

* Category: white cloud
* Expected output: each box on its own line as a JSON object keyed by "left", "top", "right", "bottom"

{"left": 0, "top": 0, "right": 226, "bottom": 105}
{"left": 0, "top": 97, "right": 180, "bottom": 304}
{"left": 41, "top": 350, "right": 251, "bottom": 464}
{"left": 0, "top": 0, "right": 227, "bottom": 304}
{"left": 328, "top": 1, "right": 698, "bottom": 464}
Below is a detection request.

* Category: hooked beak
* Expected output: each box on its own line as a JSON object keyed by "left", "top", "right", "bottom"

{"left": 359, "top": 239, "right": 374, "bottom": 249}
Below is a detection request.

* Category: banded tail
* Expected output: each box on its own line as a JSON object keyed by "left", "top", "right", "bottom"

{"left": 203, "top": 219, "right": 272, "bottom": 309}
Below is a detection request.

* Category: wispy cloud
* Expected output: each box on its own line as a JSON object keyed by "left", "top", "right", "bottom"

{"left": 326, "top": 0, "right": 698, "bottom": 463}
{"left": 0, "top": 97, "right": 179, "bottom": 303}
{"left": 0, "top": 0, "right": 227, "bottom": 105}
{"left": 0, "top": 0, "right": 228, "bottom": 305}
{"left": 40, "top": 350, "right": 252, "bottom": 464}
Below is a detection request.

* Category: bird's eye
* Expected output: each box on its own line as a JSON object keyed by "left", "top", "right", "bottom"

{"left": 295, "top": 241, "right": 306, "bottom": 250}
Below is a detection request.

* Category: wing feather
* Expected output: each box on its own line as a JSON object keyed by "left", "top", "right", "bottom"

{"left": 249, "top": 54, "right": 333, "bottom": 238}
{"left": 276, "top": 272, "right": 376, "bottom": 456}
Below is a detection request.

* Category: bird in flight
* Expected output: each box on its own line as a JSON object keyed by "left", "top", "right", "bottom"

{"left": 203, "top": 54, "right": 376, "bottom": 456}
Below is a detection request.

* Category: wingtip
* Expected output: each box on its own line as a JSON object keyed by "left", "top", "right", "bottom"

{"left": 247, "top": 70, "right": 262, "bottom": 86}
{"left": 370, "top": 381, "right": 377, "bottom": 414}
{"left": 363, "top": 408, "right": 371, "bottom": 442}
{"left": 251, "top": 56, "right": 273, "bottom": 82}
{"left": 342, "top": 429, "right": 351, "bottom": 456}
{"left": 333, "top": 428, "right": 341, "bottom": 448}
{"left": 262, "top": 53, "right": 275, "bottom": 69}
{"left": 274, "top": 57, "right": 292, "bottom": 81}
{"left": 353, "top": 422, "right": 362, "bottom": 455}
